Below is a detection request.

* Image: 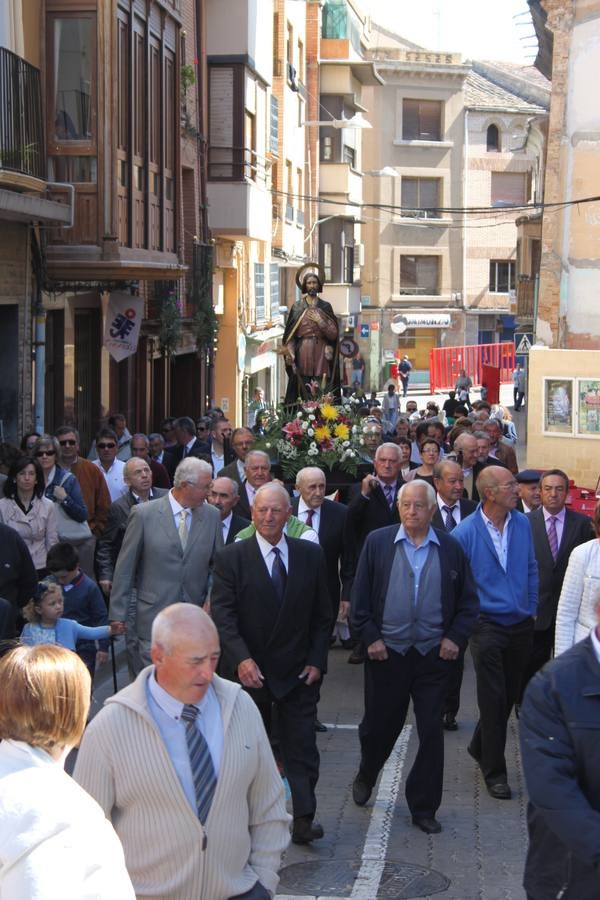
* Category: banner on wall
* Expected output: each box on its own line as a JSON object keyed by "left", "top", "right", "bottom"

{"left": 103, "top": 293, "right": 144, "bottom": 362}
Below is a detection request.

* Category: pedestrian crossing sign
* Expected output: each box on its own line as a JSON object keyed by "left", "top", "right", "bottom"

{"left": 514, "top": 333, "right": 533, "bottom": 355}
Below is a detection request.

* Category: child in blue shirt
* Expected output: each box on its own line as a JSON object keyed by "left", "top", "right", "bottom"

{"left": 21, "top": 582, "right": 125, "bottom": 655}
{"left": 46, "top": 541, "right": 110, "bottom": 675}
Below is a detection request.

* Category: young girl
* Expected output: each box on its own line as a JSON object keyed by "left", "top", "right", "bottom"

{"left": 21, "top": 582, "right": 125, "bottom": 650}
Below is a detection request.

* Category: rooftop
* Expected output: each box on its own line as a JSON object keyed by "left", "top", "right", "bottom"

{"left": 465, "top": 70, "right": 547, "bottom": 114}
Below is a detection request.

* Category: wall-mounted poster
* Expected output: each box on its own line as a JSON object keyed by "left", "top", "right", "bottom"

{"left": 543, "top": 378, "right": 574, "bottom": 435}
{"left": 577, "top": 379, "right": 600, "bottom": 437}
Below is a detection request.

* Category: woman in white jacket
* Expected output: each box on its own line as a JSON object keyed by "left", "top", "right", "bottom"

{"left": 0, "top": 644, "right": 134, "bottom": 900}
{"left": 555, "top": 503, "right": 600, "bottom": 656}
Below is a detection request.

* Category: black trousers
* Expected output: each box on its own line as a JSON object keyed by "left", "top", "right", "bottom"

{"left": 443, "top": 646, "right": 465, "bottom": 717}
{"left": 358, "top": 646, "right": 451, "bottom": 818}
{"left": 250, "top": 680, "right": 320, "bottom": 821}
{"left": 469, "top": 616, "right": 534, "bottom": 783}
{"left": 520, "top": 626, "right": 554, "bottom": 702}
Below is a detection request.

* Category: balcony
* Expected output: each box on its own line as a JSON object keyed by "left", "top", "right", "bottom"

{"left": 207, "top": 145, "right": 271, "bottom": 241}
{"left": 516, "top": 278, "right": 535, "bottom": 320}
{"left": 0, "top": 48, "right": 45, "bottom": 187}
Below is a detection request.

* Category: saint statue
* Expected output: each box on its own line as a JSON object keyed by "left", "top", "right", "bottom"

{"left": 282, "top": 265, "right": 341, "bottom": 405}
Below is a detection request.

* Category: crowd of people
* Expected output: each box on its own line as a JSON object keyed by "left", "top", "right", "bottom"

{"left": 1, "top": 393, "right": 600, "bottom": 900}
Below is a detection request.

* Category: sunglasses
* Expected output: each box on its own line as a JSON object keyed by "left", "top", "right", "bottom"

{"left": 35, "top": 449, "right": 56, "bottom": 457}
{"left": 97, "top": 442, "right": 116, "bottom": 449}
{"left": 58, "top": 439, "right": 77, "bottom": 446}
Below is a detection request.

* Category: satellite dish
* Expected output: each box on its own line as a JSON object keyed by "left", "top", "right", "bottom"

{"left": 391, "top": 315, "right": 408, "bottom": 335}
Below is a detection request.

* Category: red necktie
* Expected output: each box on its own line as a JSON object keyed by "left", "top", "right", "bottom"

{"left": 305, "top": 509, "right": 314, "bottom": 528}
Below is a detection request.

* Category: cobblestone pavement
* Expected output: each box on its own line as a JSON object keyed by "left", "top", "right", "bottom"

{"left": 276, "top": 647, "right": 528, "bottom": 900}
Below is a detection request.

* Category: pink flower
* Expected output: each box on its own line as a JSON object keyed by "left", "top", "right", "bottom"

{"left": 283, "top": 420, "right": 303, "bottom": 439}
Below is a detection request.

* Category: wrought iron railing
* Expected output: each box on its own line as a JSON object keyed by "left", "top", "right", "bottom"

{"left": 0, "top": 47, "right": 45, "bottom": 179}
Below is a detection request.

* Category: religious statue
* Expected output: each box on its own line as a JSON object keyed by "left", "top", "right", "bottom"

{"left": 282, "top": 265, "right": 341, "bottom": 405}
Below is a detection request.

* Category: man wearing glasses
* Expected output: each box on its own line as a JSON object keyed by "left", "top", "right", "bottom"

{"left": 55, "top": 426, "right": 112, "bottom": 576}
{"left": 453, "top": 466, "right": 538, "bottom": 801}
{"left": 90, "top": 428, "right": 127, "bottom": 502}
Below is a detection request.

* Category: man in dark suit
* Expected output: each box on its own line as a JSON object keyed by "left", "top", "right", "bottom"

{"left": 207, "top": 476, "right": 251, "bottom": 545}
{"left": 211, "top": 483, "right": 332, "bottom": 845}
{"left": 523, "top": 468, "right": 594, "bottom": 690}
{"left": 432, "top": 459, "right": 477, "bottom": 730}
{"left": 515, "top": 469, "right": 542, "bottom": 514}
{"left": 483, "top": 419, "right": 518, "bottom": 475}
{"left": 163, "top": 416, "right": 211, "bottom": 479}
{"left": 219, "top": 427, "right": 255, "bottom": 488}
{"left": 234, "top": 450, "right": 272, "bottom": 520}
{"left": 292, "top": 466, "right": 348, "bottom": 631}
{"left": 453, "top": 432, "right": 501, "bottom": 502}
{"left": 350, "top": 480, "right": 478, "bottom": 834}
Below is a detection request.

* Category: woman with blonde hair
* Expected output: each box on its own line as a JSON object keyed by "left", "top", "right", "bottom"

{"left": 0, "top": 644, "right": 134, "bottom": 898}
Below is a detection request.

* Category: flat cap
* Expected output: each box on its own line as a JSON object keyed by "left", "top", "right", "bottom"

{"left": 516, "top": 469, "right": 543, "bottom": 484}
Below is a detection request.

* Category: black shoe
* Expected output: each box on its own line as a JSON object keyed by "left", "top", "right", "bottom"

{"left": 348, "top": 646, "right": 365, "bottom": 664}
{"left": 315, "top": 719, "right": 327, "bottom": 733}
{"left": 291, "top": 816, "right": 324, "bottom": 844}
{"left": 340, "top": 638, "right": 357, "bottom": 650}
{"left": 442, "top": 712, "right": 458, "bottom": 731}
{"left": 486, "top": 781, "right": 512, "bottom": 800}
{"left": 412, "top": 816, "right": 442, "bottom": 834}
{"left": 352, "top": 775, "right": 373, "bottom": 806}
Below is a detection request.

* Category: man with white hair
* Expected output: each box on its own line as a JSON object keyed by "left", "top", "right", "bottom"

{"left": 75, "top": 604, "right": 290, "bottom": 900}
{"left": 109, "top": 457, "right": 222, "bottom": 672}
{"left": 350, "top": 480, "right": 478, "bottom": 834}
{"left": 211, "top": 483, "right": 332, "bottom": 845}
{"left": 235, "top": 450, "right": 272, "bottom": 519}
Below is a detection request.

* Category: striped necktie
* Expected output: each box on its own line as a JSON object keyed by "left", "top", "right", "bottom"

{"left": 178, "top": 509, "right": 189, "bottom": 549}
{"left": 180, "top": 704, "right": 217, "bottom": 824}
{"left": 442, "top": 505, "right": 457, "bottom": 532}
{"left": 547, "top": 515, "right": 559, "bottom": 561}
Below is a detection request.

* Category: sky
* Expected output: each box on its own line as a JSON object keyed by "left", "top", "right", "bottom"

{"left": 365, "top": 0, "right": 537, "bottom": 65}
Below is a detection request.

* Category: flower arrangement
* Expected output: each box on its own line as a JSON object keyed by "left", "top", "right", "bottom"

{"left": 254, "top": 389, "right": 364, "bottom": 480}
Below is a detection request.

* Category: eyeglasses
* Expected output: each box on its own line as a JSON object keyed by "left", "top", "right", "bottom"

{"left": 58, "top": 439, "right": 77, "bottom": 446}
{"left": 35, "top": 449, "right": 56, "bottom": 457}
{"left": 97, "top": 442, "right": 116, "bottom": 450}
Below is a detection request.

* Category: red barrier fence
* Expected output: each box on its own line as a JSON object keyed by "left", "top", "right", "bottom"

{"left": 429, "top": 342, "right": 516, "bottom": 393}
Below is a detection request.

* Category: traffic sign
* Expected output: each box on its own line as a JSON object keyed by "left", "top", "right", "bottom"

{"left": 359, "top": 322, "right": 370, "bottom": 338}
{"left": 514, "top": 332, "right": 533, "bottom": 355}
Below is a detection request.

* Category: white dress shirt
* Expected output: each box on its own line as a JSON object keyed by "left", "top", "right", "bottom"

{"left": 255, "top": 531, "right": 288, "bottom": 574}
{"left": 297, "top": 498, "right": 321, "bottom": 535}
{"left": 245, "top": 482, "right": 257, "bottom": 508}
{"left": 436, "top": 495, "right": 462, "bottom": 525}
{"left": 211, "top": 449, "right": 225, "bottom": 476}
{"left": 221, "top": 511, "right": 233, "bottom": 543}
{"left": 92, "top": 458, "right": 126, "bottom": 502}
{"left": 168, "top": 490, "right": 191, "bottom": 534}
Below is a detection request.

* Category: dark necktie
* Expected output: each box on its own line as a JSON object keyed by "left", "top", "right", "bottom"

{"left": 271, "top": 546, "right": 287, "bottom": 604}
{"left": 305, "top": 508, "right": 314, "bottom": 528}
{"left": 383, "top": 483, "right": 395, "bottom": 508}
{"left": 442, "top": 505, "right": 456, "bottom": 532}
{"left": 180, "top": 704, "right": 217, "bottom": 824}
{"left": 547, "top": 515, "right": 559, "bottom": 561}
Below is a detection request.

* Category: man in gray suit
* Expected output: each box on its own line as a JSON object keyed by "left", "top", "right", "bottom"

{"left": 109, "top": 457, "right": 222, "bottom": 672}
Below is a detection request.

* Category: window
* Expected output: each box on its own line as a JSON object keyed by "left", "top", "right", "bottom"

{"left": 489, "top": 260, "right": 515, "bottom": 293}
{"left": 255, "top": 263, "right": 265, "bottom": 323}
{"left": 342, "top": 244, "right": 354, "bottom": 283}
{"left": 487, "top": 124, "right": 500, "bottom": 152}
{"left": 245, "top": 110, "right": 256, "bottom": 180}
{"left": 321, "top": 136, "right": 333, "bottom": 161}
{"left": 285, "top": 160, "right": 293, "bottom": 222}
{"left": 342, "top": 144, "right": 355, "bottom": 167}
{"left": 52, "top": 18, "right": 94, "bottom": 142}
{"left": 270, "top": 264, "right": 280, "bottom": 319}
{"left": 270, "top": 95, "right": 279, "bottom": 155}
{"left": 400, "top": 256, "right": 440, "bottom": 295}
{"left": 491, "top": 172, "right": 527, "bottom": 207}
{"left": 400, "top": 177, "right": 440, "bottom": 217}
{"left": 322, "top": 243, "right": 332, "bottom": 282}
{"left": 402, "top": 99, "right": 442, "bottom": 141}
{"left": 296, "top": 167, "right": 304, "bottom": 225}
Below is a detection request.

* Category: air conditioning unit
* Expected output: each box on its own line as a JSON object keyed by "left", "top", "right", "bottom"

{"left": 215, "top": 242, "right": 236, "bottom": 268}
{"left": 288, "top": 63, "right": 299, "bottom": 92}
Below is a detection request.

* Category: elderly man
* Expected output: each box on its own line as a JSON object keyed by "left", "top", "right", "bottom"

{"left": 350, "top": 481, "right": 478, "bottom": 833}
{"left": 234, "top": 450, "right": 272, "bottom": 519}
{"left": 211, "top": 483, "right": 332, "bottom": 845}
{"left": 74, "top": 604, "right": 290, "bottom": 900}
{"left": 56, "top": 425, "right": 112, "bottom": 576}
{"left": 453, "top": 466, "right": 538, "bottom": 800}
{"left": 109, "top": 457, "right": 222, "bottom": 672}
{"left": 220, "top": 428, "right": 256, "bottom": 488}
{"left": 522, "top": 468, "right": 594, "bottom": 691}
{"left": 483, "top": 419, "right": 518, "bottom": 475}
{"left": 516, "top": 470, "right": 542, "bottom": 514}
{"left": 208, "top": 476, "right": 250, "bottom": 545}
{"left": 453, "top": 432, "right": 495, "bottom": 502}
{"left": 130, "top": 433, "right": 170, "bottom": 488}
{"left": 91, "top": 427, "right": 127, "bottom": 502}
{"left": 432, "top": 460, "right": 477, "bottom": 730}
{"left": 519, "top": 596, "right": 600, "bottom": 900}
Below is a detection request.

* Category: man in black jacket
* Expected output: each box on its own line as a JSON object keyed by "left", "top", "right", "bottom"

{"left": 211, "top": 483, "right": 332, "bottom": 845}
{"left": 520, "top": 605, "right": 600, "bottom": 900}
{"left": 350, "top": 481, "right": 478, "bottom": 834}
{"left": 0, "top": 523, "right": 37, "bottom": 644}
{"left": 207, "top": 476, "right": 250, "bottom": 545}
{"left": 523, "top": 468, "right": 594, "bottom": 692}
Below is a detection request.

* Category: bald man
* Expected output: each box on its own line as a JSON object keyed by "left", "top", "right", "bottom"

{"left": 211, "top": 483, "right": 332, "bottom": 845}
{"left": 75, "top": 603, "right": 290, "bottom": 900}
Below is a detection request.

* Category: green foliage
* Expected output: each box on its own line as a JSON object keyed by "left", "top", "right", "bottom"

{"left": 159, "top": 293, "right": 181, "bottom": 357}
{"left": 180, "top": 64, "right": 196, "bottom": 93}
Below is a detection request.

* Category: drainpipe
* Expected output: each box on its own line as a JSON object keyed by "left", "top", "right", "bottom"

{"left": 46, "top": 182, "right": 75, "bottom": 229}
{"left": 33, "top": 303, "right": 45, "bottom": 433}
{"left": 462, "top": 109, "right": 468, "bottom": 346}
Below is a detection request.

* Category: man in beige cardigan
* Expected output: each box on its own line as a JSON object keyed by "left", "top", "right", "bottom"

{"left": 74, "top": 604, "right": 290, "bottom": 900}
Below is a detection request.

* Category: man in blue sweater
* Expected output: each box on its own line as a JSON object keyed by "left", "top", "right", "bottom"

{"left": 453, "top": 466, "right": 538, "bottom": 801}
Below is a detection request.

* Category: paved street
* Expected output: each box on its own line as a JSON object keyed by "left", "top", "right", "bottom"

{"left": 92, "top": 636, "right": 529, "bottom": 900}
